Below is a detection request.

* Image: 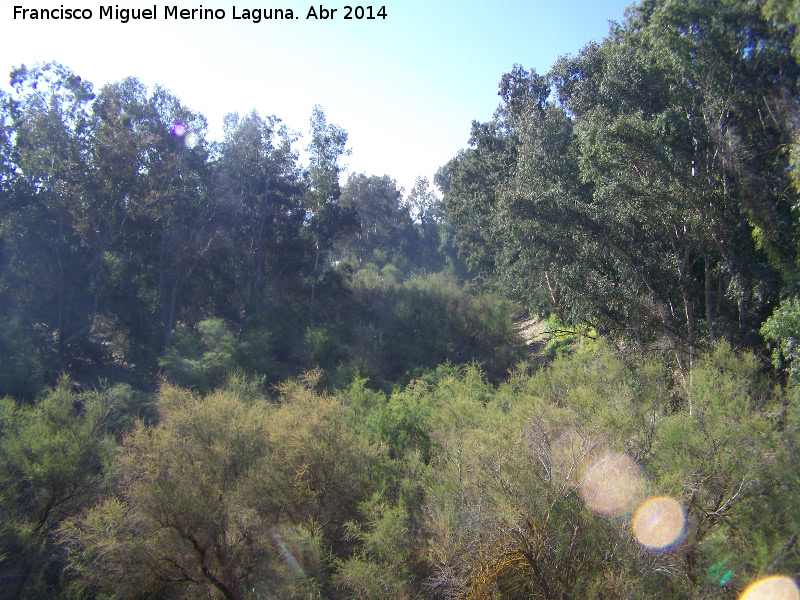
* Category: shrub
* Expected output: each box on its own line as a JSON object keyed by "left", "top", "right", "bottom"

{"left": 761, "top": 296, "right": 800, "bottom": 382}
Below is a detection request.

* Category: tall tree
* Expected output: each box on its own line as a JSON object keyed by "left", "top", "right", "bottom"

{"left": 304, "top": 105, "right": 353, "bottom": 325}
{"left": 2, "top": 63, "right": 97, "bottom": 367}
{"left": 89, "top": 78, "right": 217, "bottom": 351}
{"left": 557, "top": 0, "right": 799, "bottom": 365}
{"left": 84, "top": 77, "right": 164, "bottom": 364}
{"left": 443, "top": 0, "right": 800, "bottom": 377}
{"left": 215, "top": 110, "right": 305, "bottom": 321}
{"left": 337, "top": 173, "right": 414, "bottom": 268}
{"left": 405, "top": 176, "right": 448, "bottom": 272}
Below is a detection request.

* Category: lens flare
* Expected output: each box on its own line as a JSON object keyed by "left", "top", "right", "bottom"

{"left": 632, "top": 496, "right": 685, "bottom": 550}
{"left": 580, "top": 452, "right": 645, "bottom": 516}
{"left": 707, "top": 559, "right": 736, "bottom": 586}
{"left": 184, "top": 133, "right": 198, "bottom": 149}
{"left": 739, "top": 576, "right": 800, "bottom": 600}
{"left": 268, "top": 527, "right": 305, "bottom": 578}
{"left": 720, "top": 570, "right": 734, "bottom": 585}
{"left": 172, "top": 122, "right": 186, "bottom": 137}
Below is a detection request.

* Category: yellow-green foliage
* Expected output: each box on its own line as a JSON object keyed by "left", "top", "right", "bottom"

{"left": 357, "top": 342, "right": 798, "bottom": 600}
{"left": 336, "top": 497, "right": 419, "bottom": 600}
{"left": 0, "top": 376, "right": 117, "bottom": 599}
{"left": 158, "top": 318, "right": 240, "bottom": 392}
{"left": 55, "top": 344, "right": 800, "bottom": 600}
{"left": 62, "top": 373, "right": 375, "bottom": 600}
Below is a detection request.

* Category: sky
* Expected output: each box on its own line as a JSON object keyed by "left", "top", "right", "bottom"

{"left": 0, "top": 0, "right": 633, "bottom": 195}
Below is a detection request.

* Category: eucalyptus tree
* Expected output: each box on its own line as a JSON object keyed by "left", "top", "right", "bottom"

{"left": 89, "top": 77, "right": 217, "bottom": 352}
{"left": 0, "top": 89, "right": 13, "bottom": 206}
{"left": 0, "top": 91, "right": 46, "bottom": 397}
{"left": 442, "top": 66, "right": 594, "bottom": 320}
{"left": 554, "top": 0, "right": 799, "bottom": 366}
{"left": 758, "top": 0, "right": 800, "bottom": 380}
{"left": 214, "top": 110, "right": 305, "bottom": 321}
{"left": 336, "top": 173, "right": 413, "bottom": 268}
{"left": 405, "top": 176, "right": 448, "bottom": 272}
{"left": 1, "top": 64, "right": 222, "bottom": 373}
{"left": 304, "top": 105, "right": 354, "bottom": 325}
{"left": 1, "top": 63, "right": 98, "bottom": 367}
{"left": 83, "top": 77, "right": 166, "bottom": 363}
{"left": 443, "top": 0, "right": 799, "bottom": 376}
{"left": 145, "top": 88, "right": 217, "bottom": 348}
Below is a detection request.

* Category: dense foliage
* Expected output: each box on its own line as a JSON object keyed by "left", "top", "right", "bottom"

{"left": 0, "top": 62, "right": 493, "bottom": 399}
{"left": 441, "top": 0, "right": 800, "bottom": 380}
{"left": 2, "top": 0, "right": 800, "bottom": 598}
{"left": 1, "top": 343, "right": 798, "bottom": 599}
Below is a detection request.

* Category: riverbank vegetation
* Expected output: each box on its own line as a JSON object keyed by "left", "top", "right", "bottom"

{"left": 2, "top": 0, "right": 800, "bottom": 597}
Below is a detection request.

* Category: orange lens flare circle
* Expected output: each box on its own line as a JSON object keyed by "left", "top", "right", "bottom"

{"left": 632, "top": 496, "right": 685, "bottom": 550}
{"left": 739, "top": 576, "right": 800, "bottom": 600}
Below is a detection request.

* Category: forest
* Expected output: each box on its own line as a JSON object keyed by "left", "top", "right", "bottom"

{"left": 1, "top": 0, "right": 800, "bottom": 598}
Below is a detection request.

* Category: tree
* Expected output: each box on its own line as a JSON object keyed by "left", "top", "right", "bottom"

{"left": 1, "top": 65, "right": 224, "bottom": 373}
{"left": 337, "top": 173, "right": 414, "bottom": 268}
{"left": 406, "top": 176, "right": 444, "bottom": 226}
{"left": 62, "top": 375, "right": 375, "bottom": 600}
{"left": 1, "top": 63, "right": 98, "bottom": 368}
{"left": 405, "top": 176, "right": 447, "bottom": 272}
{"left": 761, "top": 297, "right": 800, "bottom": 382}
{"left": 442, "top": 66, "right": 589, "bottom": 319}
{"left": 558, "top": 0, "right": 798, "bottom": 365}
{"left": 145, "top": 87, "right": 219, "bottom": 348}
{"left": 214, "top": 111, "right": 305, "bottom": 321}
{"left": 443, "top": 0, "right": 800, "bottom": 376}
{"left": 304, "top": 105, "right": 354, "bottom": 325}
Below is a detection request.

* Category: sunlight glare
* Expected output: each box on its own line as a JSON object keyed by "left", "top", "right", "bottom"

{"left": 172, "top": 122, "right": 187, "bottom": 137}
{"left": 632, "top": 496, "right": 685, "bottom": 550}
{"left": 268, "top": 527, "right": 306, "bottom": 579}
{"left": 580, "top": 452, "right": 645, "bottom": 516}
{"left": 739, "top": 576, "right": 800, "bottom": 600}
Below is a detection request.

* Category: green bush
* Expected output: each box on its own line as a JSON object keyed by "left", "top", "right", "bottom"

{"left": 334, "top": 342, "right": 797, "bottom": 600}
{"left": 158, "top": 318, "right": 239, "bottom": 392}
{"left": 306, "top": 326, "right": 342, "bottom": 372}
{"left": 0, "top": 377, "right": 117, "bottom": 599}
{"left": 761, "top": 296, "right": 800, "bottom": 382}
{"left": 0, "top": 317, "right": 44, "bottom": 400}
{"left": 346, "top": 272, "right": 525, "bottom": 387}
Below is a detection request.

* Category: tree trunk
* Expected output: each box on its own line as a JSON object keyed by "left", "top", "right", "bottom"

{"left": 545, "top": 271, "right": 564, "bottom": 322}
{"left": 705, "top": 254, "right": 715, "bottom": 342}
{"left": 310, "top": 241, "right": 320, "bottom": 326}
{"left": 737, "top": 275, "right": 747, "bottom": 333}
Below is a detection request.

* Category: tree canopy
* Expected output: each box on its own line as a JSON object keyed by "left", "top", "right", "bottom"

{"left": 442, "top": 0, "right": 800, "bottom": 378}
{"left": 2, "top": 0, "right": 800, "bottom": 598}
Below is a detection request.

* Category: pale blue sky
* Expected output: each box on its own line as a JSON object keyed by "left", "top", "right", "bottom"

{"left": 0, "top": 0, "right": 633, "bottom": 194}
